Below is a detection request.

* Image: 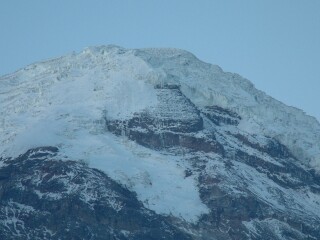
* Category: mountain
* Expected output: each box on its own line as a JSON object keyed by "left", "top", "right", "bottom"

{"left": 0, "top": 45, "right": 320, "bottom": 239}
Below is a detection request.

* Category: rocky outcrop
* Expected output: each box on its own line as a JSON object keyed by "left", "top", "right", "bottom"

{"left": 104, "top": 84, "right": 320, "bottom": 239}
{"left": 202, "top": 106, "right": 241, "bottom": 126}
{"left": 105, "top": 86, "right": 224, "bottom": 154}
{"left": 0, "top": 147, "right": 191, "bottom": 240}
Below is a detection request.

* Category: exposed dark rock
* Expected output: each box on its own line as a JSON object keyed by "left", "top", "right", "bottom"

{"left": 1, "top": 82, "right": 320, "bottom": 240}
{"left": 235, "top": 150, "right": 315, "bottom": 189}
{"left": 195, "top": 158, "right": 320, "bottom": 240}
{"left": 103, "top": 86, "right": 320, "bottom": 239}
{"left": 202, "top": 106, "right": 241, "bottom": 126}
{"left": 0, "top": 147, "right": 192, "bottom": 240}
{"left": 232, "top": 133, "right": 293, "bottom": 159}
{"left": 106, "top": 86, "right": 204, "bottom": 137}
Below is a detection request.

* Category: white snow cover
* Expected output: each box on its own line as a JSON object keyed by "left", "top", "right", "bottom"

{"left": 56, "top": 132, "right": 209, "bottom": 221}
{"left": 0, "top": 45, "right": 209, "bottom": 222}
{"left": 134, "top": 47, "right": 320, "bottom": 170}
{"left": 0, "top": 46, "right": 158, "bottom": 156}
{"left": 0, "top": 45, "right": 320, "bottom": 221}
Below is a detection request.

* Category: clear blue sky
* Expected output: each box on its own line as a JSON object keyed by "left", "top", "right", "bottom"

{"left": 1, "top": 0, "right": 319, "bottom": 120}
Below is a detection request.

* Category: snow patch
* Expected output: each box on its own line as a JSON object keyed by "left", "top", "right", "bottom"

{"left": 56, "top": 131, "right": 209, "bottom": 222}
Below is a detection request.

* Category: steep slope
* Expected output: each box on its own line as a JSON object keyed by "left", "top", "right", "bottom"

{"left": 0, "top": 45, "right": 320, "bottom": 239}
{"left": 0, "top": 147, "right": 191, "bottom": 240}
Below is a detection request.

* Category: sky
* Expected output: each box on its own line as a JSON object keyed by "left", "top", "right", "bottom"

{"left": 1, "top": 0, "right": 319, "bottom": 121}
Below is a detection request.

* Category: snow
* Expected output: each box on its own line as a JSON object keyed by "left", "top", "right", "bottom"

{"left": 1, "top": 45, "right": 319, "bottom": 168}
{"left": 55, "top": 131, "right": 209, "bottom": 222}
{"left": 0, "top": 46, "right": 157, "bottom": 158}
{"left": 218, "top": 158, "right": 320, "bottom": 221}
{"left": 1, "top": 45, "right": 320, "bottom": 223}
{"left": 0, "top": 201, "right": 55, "bottom": 239}
{"left": 135, "top": 47, "right": 320, "bottom": 170}
{"left": 0, "top": 46, "right": 208, "bottom": 222}
{"left": 243, "top": 219, "right": 309, "bottom": 239}
{"left": 0, "top": 201, "right": 36, "bottom": 237}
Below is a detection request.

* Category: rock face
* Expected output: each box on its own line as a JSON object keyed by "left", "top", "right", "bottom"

{"left": 105, "top": 85, "right": 222, "bottom": 153}
{"left": 0, "top": 147, "right": 191, "bottom": 240}
{"left": 105, "top": 84, "right": 320, "bottom": 239}
{"left": 0, "top": 46, "right": 320, "bottom": 239}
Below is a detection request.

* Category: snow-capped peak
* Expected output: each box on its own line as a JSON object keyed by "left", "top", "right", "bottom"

{"left": 1, "top": 45, "right": 320, "bottom": 167}
{"left": 1, "top": 45, "right": 320, "bottom": 223}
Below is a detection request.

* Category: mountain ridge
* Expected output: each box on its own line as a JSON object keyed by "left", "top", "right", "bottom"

{"left": 0, "top": 45, "right": 320, "bottom": 239}
{"left": 1, "top": 45, "right": 319, "bottom": 169}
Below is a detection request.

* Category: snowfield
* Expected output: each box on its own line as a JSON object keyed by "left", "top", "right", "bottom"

{"left": 1, "top": 45, "right": 320, "bottom": 223}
